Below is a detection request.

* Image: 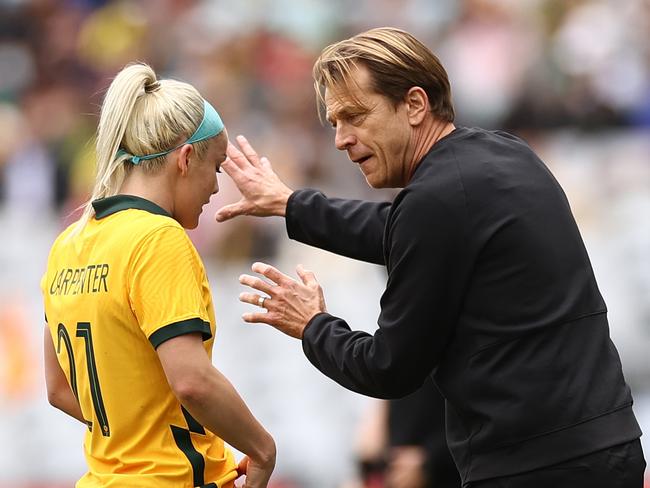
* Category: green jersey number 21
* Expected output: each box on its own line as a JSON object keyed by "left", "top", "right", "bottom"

{"left": 57, "top": 321, "right": 110, "bottom": 436}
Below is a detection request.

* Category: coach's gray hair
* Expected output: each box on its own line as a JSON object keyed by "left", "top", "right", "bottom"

{"left": 313, "top": 27, "right": 454, "bottom": 122}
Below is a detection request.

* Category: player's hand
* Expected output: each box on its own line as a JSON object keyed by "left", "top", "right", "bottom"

{"left": 215, "top": 135, "right": 293, "bottom": 222}
{"left": 235, "top": 454, "right": 275, "bottom": 488}
{"left": 239, "top": 262, "right": 326, "bottom": 339}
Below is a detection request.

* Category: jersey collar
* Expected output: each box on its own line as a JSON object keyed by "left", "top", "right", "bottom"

{"left": 92, "top": 195, "right": 172, "bottom": 219}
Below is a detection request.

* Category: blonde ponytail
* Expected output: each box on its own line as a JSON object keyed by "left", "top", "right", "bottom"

{"left": 71, "top": 62, "right": 208, "bottom": 235}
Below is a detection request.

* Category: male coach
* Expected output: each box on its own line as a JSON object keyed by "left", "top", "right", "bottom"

{"left": 216, "top": 28, "right": 645, "bottom": 487}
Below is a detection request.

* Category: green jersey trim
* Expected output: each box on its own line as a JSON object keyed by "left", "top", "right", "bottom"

{"left": 149, "top": 318, "right": 212, "bottom": 349}
{"left": 92, "top": 195, "right": 172, "bottom": 219}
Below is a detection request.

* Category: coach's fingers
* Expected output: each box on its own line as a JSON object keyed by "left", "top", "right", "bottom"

{"left": 221, "top": 142, "right": 248, "bottom": 170}
{"left": 242, "top": 311, "right": 277, "bottom": 324}
{"left": 220, "top": 156, "right": 244, "bottom": 175}
{"left": 215, "top": 199, "right": 251, "bottom": 222}
{"left": 296, "top": 264, "right": 318, "bottom": 286}
{"left": 225, "top": 143, "right": 251, "bottom": 170}
{"left": 235, "top": 135, "right": 262, "bottom": 168}
{"left": 259, "top": 156, "right": 272, "bottom": 170}
{"left": 218, "top": 157, "right": 251, "bottom": 189}
{"left": 239, "top": 273, "right": 275, "bottom": 295}
{"left": 239, "top": 292, "right": 270, "bottom": 308}
{"left": 251, "top": 262, "right": 294, "bottom": 287}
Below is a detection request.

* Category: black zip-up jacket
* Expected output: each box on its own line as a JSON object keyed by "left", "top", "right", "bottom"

{"left": 287, "top": 127, "right": 641, "bottom": 483}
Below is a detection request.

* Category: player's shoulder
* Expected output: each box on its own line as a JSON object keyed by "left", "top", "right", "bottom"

{"left": 50, "top": 220, "right": 80, "bottom": 247}
{"left": 108, "top": 210, "right": 193, "bottom": 262}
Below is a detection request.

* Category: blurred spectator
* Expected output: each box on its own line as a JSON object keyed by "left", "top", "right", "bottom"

{"left": 1, "top": 0, "right": 648, "bottom": 230}
{"left": 0, "top": 0, "right": 648, "bottom": 486}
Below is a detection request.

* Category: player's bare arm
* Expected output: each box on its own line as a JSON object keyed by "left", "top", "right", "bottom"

{"left": 43, "top": 325, "right": 85, "bottom": 423}
{"left": 157, "top": 333, "right": 276, "bottom": 488}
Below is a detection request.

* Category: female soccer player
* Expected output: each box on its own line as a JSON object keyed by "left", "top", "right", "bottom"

{"left": 42, "top": 63, "right": 275, "bottom": 488}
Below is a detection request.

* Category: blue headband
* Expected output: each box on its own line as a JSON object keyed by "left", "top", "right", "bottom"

{"left": 117, "top": 99, "right": 224, "bottom": 164}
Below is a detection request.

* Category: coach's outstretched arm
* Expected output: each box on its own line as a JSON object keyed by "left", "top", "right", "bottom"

{"left": 238, "top": 180, "right": 461, "bottom": 399}
{"left": 216, "top": 136, "right": 389, "bottom": 264}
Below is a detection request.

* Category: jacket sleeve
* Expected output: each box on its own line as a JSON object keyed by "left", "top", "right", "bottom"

{"left": 301, "top": 187, "right": 467, "bottom": 398}
{"left": 286, "top": 189, "right": 390, "bottom": 265}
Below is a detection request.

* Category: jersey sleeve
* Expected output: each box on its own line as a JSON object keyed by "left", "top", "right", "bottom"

{"left": 128, "top": 225, "right": 211, "bottom": 349}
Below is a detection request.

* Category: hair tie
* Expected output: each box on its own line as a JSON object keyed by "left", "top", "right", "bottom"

{"left": 145, "top": 80, "right": 161, "bottom": 93}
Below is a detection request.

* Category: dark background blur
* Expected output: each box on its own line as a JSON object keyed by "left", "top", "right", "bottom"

{"left": 0, "top": 0, "right": 648, "bottom": 486}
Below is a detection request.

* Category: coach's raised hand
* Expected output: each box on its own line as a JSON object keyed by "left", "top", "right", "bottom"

{"left": 239, "top": 262, "right": 327, "bottom": 339}
{"left": 215, "top": 135, "right": 294, "bottom": 222}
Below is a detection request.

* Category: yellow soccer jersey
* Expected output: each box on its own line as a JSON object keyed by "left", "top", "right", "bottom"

{"left": 41, "top": 195, "right": 237, "bottom": 488}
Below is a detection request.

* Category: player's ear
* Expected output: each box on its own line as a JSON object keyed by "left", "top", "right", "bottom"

{"left": 175, "top": 144, "right": 193, "bottom": 176}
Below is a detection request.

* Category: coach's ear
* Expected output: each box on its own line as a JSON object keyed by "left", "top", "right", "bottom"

{"left": 405, "top": 86, "right": 429, "bottom": 126}
{"left": 175, "top": 144, "right": 194, "bottom": 176}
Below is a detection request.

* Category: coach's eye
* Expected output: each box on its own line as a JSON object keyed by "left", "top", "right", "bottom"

{"left": 350, "top": 113, "right": 366, "bottom": 125}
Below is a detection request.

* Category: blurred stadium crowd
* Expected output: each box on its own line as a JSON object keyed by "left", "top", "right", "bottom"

{"left": 0, "top": 0, "right": 648, "bottom": 486}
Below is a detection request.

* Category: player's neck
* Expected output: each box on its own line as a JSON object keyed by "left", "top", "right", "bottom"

{"left": 119, "top": 170, "right": 174, "bottom": 216}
